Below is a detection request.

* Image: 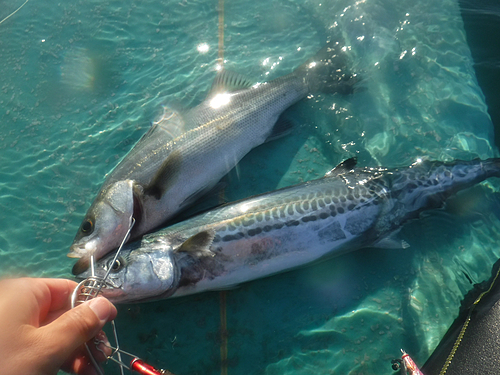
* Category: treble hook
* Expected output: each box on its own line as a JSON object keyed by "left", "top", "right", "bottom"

{"left": 391, "top": 349, "right": 424, "bottom": 375}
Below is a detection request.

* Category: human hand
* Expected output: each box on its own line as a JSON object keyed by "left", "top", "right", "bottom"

{"left": 0, "top": 277, "right": 117, "bottom": 375}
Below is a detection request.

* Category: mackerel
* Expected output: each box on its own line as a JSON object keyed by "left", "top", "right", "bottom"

{"left": 77, "top": 158, "right": 500, "bottom": 303}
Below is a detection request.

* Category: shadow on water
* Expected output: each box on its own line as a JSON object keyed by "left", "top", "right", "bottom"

{"left": 224, "top": 111, "right": 314, "bottom": 200}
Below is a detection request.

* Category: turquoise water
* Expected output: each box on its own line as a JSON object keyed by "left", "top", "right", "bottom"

{"left": 1, "top": 0, "right": 500, "bottom": 374}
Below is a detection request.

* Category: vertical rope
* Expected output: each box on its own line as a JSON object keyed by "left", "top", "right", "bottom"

{"left": 217, "top": 1, "right": 227, "bottom": 370}
{"left": 217, "top": 1, "right": 227, "bottom": 372}
{"left": 217, "top": 0, "right": 225, "bottom": 68}
{"left": 220, "top": 291, "right": 228, "bottom": 375}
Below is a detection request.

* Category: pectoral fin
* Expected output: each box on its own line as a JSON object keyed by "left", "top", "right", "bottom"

{"left": 132, "top": 183, "right": 144, "bottom": 226}
{"left": 143, "top": 149, "right": 183, "bottom": 200}
{"left": 324, "top": 157, "right": 357, "bottom": 177}
{"left": 264, "top": 115, "right": 294, "bottom": 143}
{"left": 373, "top": 234, "right": 410, "bottom": 249}
{"left": 176, "top": 229, "right": 216, "bottom": 256}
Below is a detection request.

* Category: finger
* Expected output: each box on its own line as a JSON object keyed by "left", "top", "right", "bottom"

{"left": 42, "top": 309, "right": 67, "bottom": 327}
{"left": 0, "top": 278, "right": 50, "bottom": 326}
{"left": 61, "top": 333, "right": 113, "bottom": 375}
{"left": 76, "top": 330, "right": 113, "bottom": 363}
{"left": 61, "top": 345, "right": 104, "bottom": 375}
{"left": 0, "top": 278, "right": 77, "bottom": 326}
{"left": 35, "top": 278, "right": 78, "bottom": 323}
{"left": 92, "top": 330, "right": 113, "bottom": 361}
{"left": 38, "top": 297, "right": 117, "bottom": 367}
{"left": 42, "top": 278, "right": 78, "bottom": 312}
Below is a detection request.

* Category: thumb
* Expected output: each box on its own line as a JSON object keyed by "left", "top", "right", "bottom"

{"left": 39, "top": 297, "right": 117, "bottom": 365}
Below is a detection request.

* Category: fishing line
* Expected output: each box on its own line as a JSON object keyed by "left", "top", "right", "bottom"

{"left": 220, "top": 291, "right": 228, "bottom": 375}
{"left": 0, "top": 0, "right": 29, "bottom": 25}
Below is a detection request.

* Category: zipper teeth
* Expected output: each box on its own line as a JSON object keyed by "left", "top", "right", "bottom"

{"left": 438, "top": 266, "right": 500, "bottom": 375}
{"left": 438, "top": 316, "right": 470, "bottom": 375}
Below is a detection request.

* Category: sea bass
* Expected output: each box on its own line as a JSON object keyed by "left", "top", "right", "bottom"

{"left": 69, "top": 41, "right": 358, "bottom": 274}
{"left": 76, "top": 158, "right": 500, "bottom": 303}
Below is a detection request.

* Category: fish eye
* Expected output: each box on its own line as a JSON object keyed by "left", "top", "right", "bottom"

{"left": 81, "top": 219, "right": 93, "bottom": 234}
{"left": 108, "top": 257, "right": 124, "bottom": 273}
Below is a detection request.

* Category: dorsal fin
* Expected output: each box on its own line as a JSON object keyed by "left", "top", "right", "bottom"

{"left": 208, "top": 69, "right": 253, "bottom": 97}
{"left": 324, "top": 157, "right": 357, "bottom": 177}
{"left": 175, "top": 229, "right": 216, "bottom": 256}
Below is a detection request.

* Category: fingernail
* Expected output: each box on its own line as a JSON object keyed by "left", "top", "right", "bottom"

{"left": 87, "top": 297, "right": 111, "bottom": 324}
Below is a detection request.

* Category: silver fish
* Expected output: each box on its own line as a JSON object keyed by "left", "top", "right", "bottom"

{"left": 77, "top": 158, "right": 500, "bottom": 303}
{"left": 69, "top": 41, "right": 358, "bottom": 274}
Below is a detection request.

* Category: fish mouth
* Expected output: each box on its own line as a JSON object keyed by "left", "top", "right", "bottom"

{"left": 67, "top": 251, "right": 82, "bottom": 259}
{"left": 72, "top": 277, "right": 120, "bottom": 302}
{"left": 99, "top": 287, "right": 124, "bottom": 301}
{"left": 72, "top": 257, "right": 90, "bottom": 275}
{"left": 68, "top": 238, "right": 99, "bottom": 259}
{"left": 73, "top": 264, "right": 122, "bottom": 296}
{"left": 67, "top": 243, "right": 87, "bottom": 258}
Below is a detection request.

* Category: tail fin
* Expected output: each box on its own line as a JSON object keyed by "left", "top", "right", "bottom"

{"left": 294, "top": 40, "right": 360, "bottom": 95}
{"left": 392, "top": 158, "right": 500, "bottom": 215}
{"left": 479, "top": 158, "right": 500, "bottom": 179}
{"left": 445, "top": 158, "right": 500, "bottom": 189}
